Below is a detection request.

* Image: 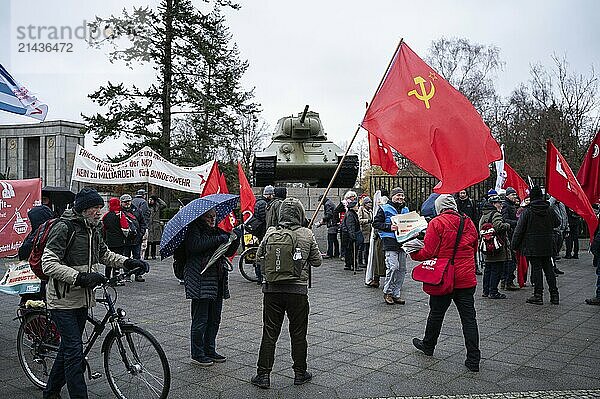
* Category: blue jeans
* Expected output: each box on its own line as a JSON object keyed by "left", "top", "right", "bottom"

{"left": 191, "top": 298, "right": 223, "bottom": 360}
{"left": 383, "top": 250, "right": 407, "bottom": 297}
{"left": 43, "top": 307, "right": 88, "bottom": 399}
{"left": 503, "top": 258, "right": 516, "bottom": 284}
{"left": 483, "top": 261, "right": 503, "bottom": 296}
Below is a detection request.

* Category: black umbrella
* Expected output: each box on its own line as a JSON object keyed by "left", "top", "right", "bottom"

{"left": 42, "top": 186, "right": 75, "bottom": 215}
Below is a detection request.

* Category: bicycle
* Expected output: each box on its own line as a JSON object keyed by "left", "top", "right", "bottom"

{"left": 238, "top": 231, "right": 260, "bottom": 282}
{"left": 16, "top": 268, "right": 171, "bottom": 399}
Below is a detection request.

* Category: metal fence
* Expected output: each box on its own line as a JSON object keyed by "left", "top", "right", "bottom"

{"left": 369, "top": 175, "right": 545, "bottom": 212}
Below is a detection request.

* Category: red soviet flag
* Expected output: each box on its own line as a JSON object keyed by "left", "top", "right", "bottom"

{"left": 217, "top": 172, "right": 237, "bottom": 232}
{"left": 237, "top": 162, "right": 256, "bottom": 222}
{"left": 546, "top": 140, "right": 598, "bottom": 236}
{"left": 201, "top": 161, "right": 221, "bottom": 196}
{"left": 503, "top": 162, "right": 529, "bottom": 200}
{"left": 368, "top": 132, "right": 398, "bottom": 175}
{"left": 362, "top": 42, "right": 502, "bottom": 193}
{"left": 577, "top": 130, "right": 600, "bottom": 205}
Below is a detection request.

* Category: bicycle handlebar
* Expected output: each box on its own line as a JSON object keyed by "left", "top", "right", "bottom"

{"left": 104, "top": 267, "right": 144, "bottom": 288}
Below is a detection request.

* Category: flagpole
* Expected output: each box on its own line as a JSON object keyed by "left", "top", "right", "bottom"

{"left": 307, "top": 38, "right": 404, "bottom": 287}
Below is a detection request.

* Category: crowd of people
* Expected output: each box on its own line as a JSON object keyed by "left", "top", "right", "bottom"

{"left": 15, "top": 182, "right": 600, "bottom": 396}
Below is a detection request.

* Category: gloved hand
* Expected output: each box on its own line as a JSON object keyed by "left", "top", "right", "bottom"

{"left": 124, "top": 258, "right": 150, "bottom": 274}
{"left": 75, "top": 272, "right": 107, "bottom": 289}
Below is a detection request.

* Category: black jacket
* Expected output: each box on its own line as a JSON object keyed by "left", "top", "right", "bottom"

{"left": 341, "top": 209, "right": 361, "bottom": 241}
{"left": 456, "top": 197, "right": 477, "bottom": 223}
{"left": 102, "top": 211, "right": 127, "bottom": 249}
{"left": 501, "top": 199, "right": 518, "bottom": 238}
{"left": 183, "top": 219, "right": 239, "bottom": 300}
{"left": 512, "top": 200, "right": 560, "bottom": 257}
{"left": 18, "top": 205, "right": 55, "bottom": 260}
{"left": 253, "top": 196, "right": 270, "bottom": 239}
{"left": 372, "top": 201, "right": 407, "bottom": 251}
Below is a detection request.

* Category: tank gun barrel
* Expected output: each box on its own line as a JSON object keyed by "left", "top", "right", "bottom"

{"left": 299, "top": 105, "right": 309, "bottom": 124}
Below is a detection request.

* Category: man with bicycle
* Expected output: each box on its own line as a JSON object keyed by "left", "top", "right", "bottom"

{"left": 41, "top": 187, "right": 149, "bottom": 399}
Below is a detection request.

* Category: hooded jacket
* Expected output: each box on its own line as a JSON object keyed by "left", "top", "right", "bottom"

{"left": 42, "top": 209, "right": 128, "bottom": 310}
{"left": 18, "top": 205, "right": 55, "bottom": 261}
{"left": 479, "top": 202, "right": 511, "bottom": 262}
{"left": 511, "top": 199, "right": 560, "bottom": 256}
{"left": 102, "top": 198, "right": 127, "bottom": 249}
{"left": 411, "top": 209, "right": 478, "bottom": 289}
{"left": 258, "top": 198, "right": 322, "bottom": 295}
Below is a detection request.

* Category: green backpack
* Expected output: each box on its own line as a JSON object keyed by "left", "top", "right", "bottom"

{"left": 262, "top": 226, "right": 304, "bottom": 283}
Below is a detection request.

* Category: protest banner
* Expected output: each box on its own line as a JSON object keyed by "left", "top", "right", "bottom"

{"left": 71, "top": 145, "right": 214, "bottom": 194}
{"left": 0, "top": 260, "right": 40, "bottom": 295}
{"left": 391, "top": 211, "right": 428, "bottom": 243}
{"left": 0, "top": 178, "right": 42, "bottom": 258}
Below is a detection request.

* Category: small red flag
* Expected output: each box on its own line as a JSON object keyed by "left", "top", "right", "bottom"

{"left": 503, "top": 162, "right": 529, "bottom": 200}
{"left": 201, "top": 162, "right": 237, "bottom": 232}
{"left": 368, "top": 132, "right": 398, "bottom": 175}
{"left": 576, "top": 130, "right": 600, "bottom": 205}
{"left": 362, "top": 42, "right": 502, "bottom": 193}
{"left": 237, "top": 162, "right": 256, "bottom": 222}
{"left": 217, "top": 172, "right": 237, "bottom": 232}
{"left": 546, "top": 140, "right": 598, "bottom": 236}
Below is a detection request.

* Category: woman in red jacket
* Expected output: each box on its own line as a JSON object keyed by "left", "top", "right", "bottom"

{"left": 410, "top": 194, "right": 481, "bottom": 372}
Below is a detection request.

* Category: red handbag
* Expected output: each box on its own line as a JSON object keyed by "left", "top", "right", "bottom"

{"left": 411, "top": 215, "right": 464, "bottom": 296}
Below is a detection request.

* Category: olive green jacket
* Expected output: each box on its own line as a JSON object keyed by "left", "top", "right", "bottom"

{"left": 42, "top": 209, "right": 128, "bottom": 310}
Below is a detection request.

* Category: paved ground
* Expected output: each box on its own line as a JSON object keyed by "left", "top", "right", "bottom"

{"left": 1, "top": 252, "right": 599, "bottom": 398}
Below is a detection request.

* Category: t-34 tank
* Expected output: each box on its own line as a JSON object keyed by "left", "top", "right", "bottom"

{"left": 253, "top": 106, "right": 359, "bottom": 187}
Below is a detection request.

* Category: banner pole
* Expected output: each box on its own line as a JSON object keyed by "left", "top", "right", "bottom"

{"left": 308, "top": 38, "right": 404, "bottom": 287}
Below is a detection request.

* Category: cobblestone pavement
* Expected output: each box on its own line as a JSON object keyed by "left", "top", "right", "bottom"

{"left": 1, "top": 252, "right": 599, "bottom": 398}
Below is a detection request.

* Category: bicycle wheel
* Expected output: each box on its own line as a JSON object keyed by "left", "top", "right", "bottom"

{"left": 238, "top": 246, "right": 259, "bottom": 282}
{"left": 17, "top": 310, "right": 60, "bottom": 389}
{"left": 104, "top": 325, "right": 170, "bottom": 399}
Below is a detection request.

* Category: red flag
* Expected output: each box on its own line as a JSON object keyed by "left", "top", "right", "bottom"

{"left": 362, "top": 42, "right": 502, "bottom": 193}
{"left": 201, "top": 162, "right": 237, "bottom": 232}
{"left": 0, "top": 178, "right": 42, "bottom": 257}
{"left": 217, "top": 172, "right": 237, "bottom": 232}
{"left": 502, "top": 163, "right": 529, "bottom": 200}
{"left": 201, "top": 161, "right": 220, "bottom": 196}
{"left": 237, "top": 162, "right": 256, "bottom": 222}
{"left": 368, "top": 132, "right": 398, "bottom": 175}
{"left": 546, "top": 140, "right": 598, "bottom": 236}
{"left": 576, "top": 130, "right": 600, "bottom": 204}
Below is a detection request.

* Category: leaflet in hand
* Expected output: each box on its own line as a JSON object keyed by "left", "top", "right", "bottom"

{"left": 402, "top": 238, "right": 425, "bottom": 254}
{"left": 390, "top": 211, "right": 428, "bottom": 244}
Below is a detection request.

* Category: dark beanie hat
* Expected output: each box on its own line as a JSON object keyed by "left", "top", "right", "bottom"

{"left": 505, "top": 187, "right": 517, "bottom": 196}
{"left": 274, "top": 187, "right": 287, "bottom": 199}
{"left": 74, "top": 188, "right": 104, "bottom": 213}
{"left": 390, "top": 187, "right": 404, "bottom": 197}
{"left": 529, "top": 186, "right": 543, "bottom": 201}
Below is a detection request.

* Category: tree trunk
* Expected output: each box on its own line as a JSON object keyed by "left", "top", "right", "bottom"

{"left": 161, "top": 0, "right": 173, "bottom": 159}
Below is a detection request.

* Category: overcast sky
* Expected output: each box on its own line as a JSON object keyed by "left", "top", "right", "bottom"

{"left": 1, "top": 0, "right": 599, "bottom": 160}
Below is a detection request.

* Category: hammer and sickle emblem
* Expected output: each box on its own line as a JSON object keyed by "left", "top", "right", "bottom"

{"left": 407, "top": 76, "right": 435, "bottom": 109}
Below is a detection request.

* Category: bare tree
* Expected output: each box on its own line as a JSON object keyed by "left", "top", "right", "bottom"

{"left": 231, "top": 115, "right": 270, "bottom": 171}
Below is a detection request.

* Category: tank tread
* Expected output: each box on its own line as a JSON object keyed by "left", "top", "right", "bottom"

{"left": 253, "top": 156, "right": 276, "bottom": 187}
{"left": 330, "top": 155, "right": 359, "bottom": 188}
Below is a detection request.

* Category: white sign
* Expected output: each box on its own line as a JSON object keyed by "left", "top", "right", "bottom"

{"left": 0, "top": 260, "right": 40, "bottom": 295}
{"left": 71, "top": 145, "right": 214, "bottom": 194}
{"left": 391, "top": 211, "right": 428, "bottom": 244}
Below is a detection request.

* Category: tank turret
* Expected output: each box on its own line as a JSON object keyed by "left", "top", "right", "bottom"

{"left": 252, "top": 106, "right": 359, "bottom": 187}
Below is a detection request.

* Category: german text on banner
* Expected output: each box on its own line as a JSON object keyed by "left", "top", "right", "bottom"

{"left": 362, "top": 42, "right": 502, "bottom": 193}
{"left": 546, "top": 140, "right": 598, "bottom": 236}
{"left": 0, "top": 178, "right": 42, "bottom": 258}
{"left": 576, "top": 130, "right": 600, "bottom": 205}
{"left": 0, "top": 260, "right": 41, "bottom": 295}
{"left": 71, "top": 145, "right": 213, "bottom": 194}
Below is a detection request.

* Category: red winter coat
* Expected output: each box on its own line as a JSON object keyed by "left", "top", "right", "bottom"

{"left": 411, "top": 210, "right": 478, "bottom": 289}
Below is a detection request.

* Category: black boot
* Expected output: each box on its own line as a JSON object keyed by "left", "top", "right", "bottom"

{"left": 294, "top": 370, "right": 313, "bottom": 385}
{"left": 550, "top": 291, "right": 559, "bottom": 305}
{"left": 251, "top": 374, "right": 270, "bottom": 389}
{"left": 526, "top": 295, "right": 543, "bottom": 305}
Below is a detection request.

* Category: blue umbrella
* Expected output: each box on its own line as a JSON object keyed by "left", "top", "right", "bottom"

{"left": 160, "top": 193, "right": 239, "bottom": 259}
{"left": 420, "top": 193, "right": 440, "bottom": 220}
